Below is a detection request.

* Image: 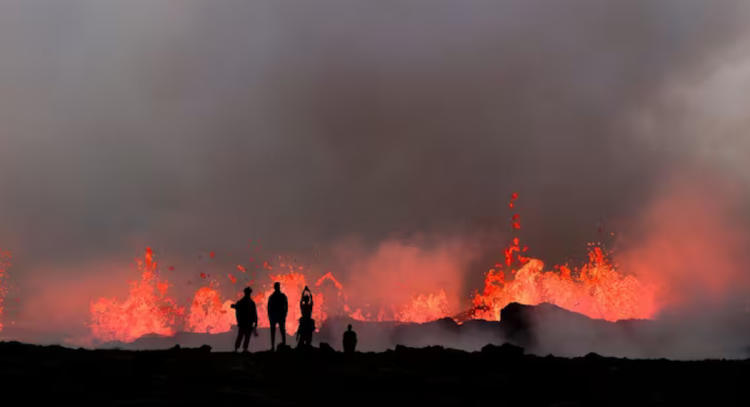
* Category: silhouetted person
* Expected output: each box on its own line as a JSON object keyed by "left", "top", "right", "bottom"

{"left": 300, "top": 286, "right": 313, "bottom": 319}
{"left": 230, "top": 287, "right": 258, "bottom": 353}
{"left": 267, "top": 281, "right": 288, "bottom": 351}
{"left": 296, "top": 316, "right": 315, "bottom": 348}
{"left": 343, "top": 324, "right": 357, "bottom": 353}
{"left": 296, "top": 286, "right": 315, "bottom": 348}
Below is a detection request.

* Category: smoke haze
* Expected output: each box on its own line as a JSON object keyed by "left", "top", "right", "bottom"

{"left": 0, "top": 1, "right": 749, "bottom": 351}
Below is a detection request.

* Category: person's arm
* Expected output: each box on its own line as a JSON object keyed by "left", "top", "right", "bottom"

{"left": 305, "top": 286, "right": 313, "bottom": 307}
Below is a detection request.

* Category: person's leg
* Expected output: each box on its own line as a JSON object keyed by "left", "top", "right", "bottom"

{"left": 271, "top": 321, "right": 276, "bottom": 350}
{"left": 279, "top": 320, "right": 286, "bottom": 345}
{"left": 295, "top": 319, "right": 303, "bottom": 348}
{"left": 299, "top": 322, "right": 306, "bottom": 347}
{"left": 242, "top": 327, "right": 251, "bottom": 351}
{"left": 234, "top": 327, "right": 243, "bottom": 352}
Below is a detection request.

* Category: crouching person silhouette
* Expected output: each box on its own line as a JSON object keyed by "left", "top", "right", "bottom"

{"left": 231, "top": 287, "right": 258, "bottom": 353}
{"left": 267, "top": 282, "right": 288, "bottom": 351}
{"left": 343, "top": 324, "right": 357, "bottom": 353}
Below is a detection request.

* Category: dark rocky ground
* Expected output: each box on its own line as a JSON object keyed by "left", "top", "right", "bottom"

{"left": 3, "top": 303, "right": 750, "bottom": 405}
{"left": 1, "top": 340, "right": 749, "bottom": 406}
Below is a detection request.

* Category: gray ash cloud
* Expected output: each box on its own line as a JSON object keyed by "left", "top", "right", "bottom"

{"left": 0, "top": 1, "right": 749, "bottom": 344}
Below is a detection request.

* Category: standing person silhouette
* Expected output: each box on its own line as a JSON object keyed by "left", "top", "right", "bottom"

{"left": 343, "top": 324, "right": 357, "bottom": 353}
{"left": 267, "top": 282, "right": 288, "bottom": 351}
{"left": 297, "top": 286, "right": 314, "bottom": 348}
{"left": 230, "top": 287, "right": 258, "bottom": 353}
{"left": 300, "top": 286, "right": 313, "bottom": 319}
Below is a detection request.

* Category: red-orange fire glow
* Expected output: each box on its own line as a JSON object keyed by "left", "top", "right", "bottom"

{"left": 185, "top": 265, "right": 343, "bottom": 336}
{"left": 254, "top": 270, "right": 328, "bottom": 333}
{"left": 185, "top": 285, "right": 234, "bottom": 334}
{"left": 471, "top": 193, "right": 658, "bottom": 322}
{"left": 471, "top": 244, "right": 658, "bottom": 321}
{"left": 394, "top": 289, "right": 450, "bottom": 323}
{"left": 0, "top": 249, "right": 11, "bottom": 332}
{"left": 88, "top": 191, "right": 664, "bottom": 343}
{"left": 315, "top": 272, "right": 343, "bottom": 291}
{"left": 90, "top": 248, "right": 184, "bottom": 342}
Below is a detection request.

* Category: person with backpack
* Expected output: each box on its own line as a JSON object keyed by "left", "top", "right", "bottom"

{"left": 231, "top": 287, "right": 258, "bottom": 353}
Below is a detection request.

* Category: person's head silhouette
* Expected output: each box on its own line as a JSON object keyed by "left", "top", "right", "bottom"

{"left": 347, "top": 324, "right": 352, "bottom": 331}
{"left": 274, "top": 282, "right": 281, "bottom": 292}
{"left": 243, "top": 287, "right": 252, "bottom": 296}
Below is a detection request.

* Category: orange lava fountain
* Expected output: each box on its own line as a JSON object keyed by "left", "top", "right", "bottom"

{"left": 185, "top": 263, "right": 340, "bottom": 336}
{"left": 470, "top": 244, "right": 658, "bottom": 321}
{"left": 181, "top": 259, "right": 455, "bottom": 335}
{"left": 394, "top": 290, "right": 450, "bottom": 323}
{"left": 470, "top": 193, "right": 658, "bottom": 322}
{"left": 89, "top": 192, "right": 661, "bottom": 343}
{"left": 185, "top": 285, "right": 234, "bottom": 334}
{"left": 254, "top": 269, "right": 328, "bottom": 334}
{"left": 90, "top": 248, "right": 184, "bottom": 342}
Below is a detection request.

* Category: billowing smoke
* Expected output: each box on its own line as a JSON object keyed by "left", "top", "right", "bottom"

{"left": 0, "top": 1, "right": 749, "bottom": 355}
{"left": 517, "top": 172, "right": 750, "bottom": 359}
{"left": 329, "top": 237, "right": 480, "bottom": 319}
{"left": 616, "top": 172, "right": 750, "bottom": 309}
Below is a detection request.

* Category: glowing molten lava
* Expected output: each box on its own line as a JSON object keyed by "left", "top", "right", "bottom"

{"left": 471, "top": 193, "right": 658, "bottom": 322}
{"left": 89, "top": 192, "right": 661, "bottom": 343}
{"left": 254, "top": 270, "right": 328, "bottom": 334}
{"left": 471, "top": 244, "right": 658, "bottom": 321}
{"left": 90, "top": 248, "right": 184, "bottom": 342}
{"left": 186, "top": 264, "right": 339, "bottom": 336}
{"left": 395, "top": 290, "right": 450, "bottom": 323}
{"left": 185, "top": 285, "right": 234, "bottom": 334}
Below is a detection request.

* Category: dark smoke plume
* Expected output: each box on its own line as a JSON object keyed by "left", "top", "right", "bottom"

{"left": 0, "top": 1, "right": 749, "bottom": 349}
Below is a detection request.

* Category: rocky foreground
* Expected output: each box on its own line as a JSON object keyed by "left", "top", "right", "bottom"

{"left": 1, "top": 340, "right": 749, "bottom": 406}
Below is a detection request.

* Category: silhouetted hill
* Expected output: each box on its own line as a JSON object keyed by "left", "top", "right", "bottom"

{"left": 1, "top": 340, "right": 749, "bottom": 406}
{"left": 498, "top": 302, "right": 658, "bottom": 355}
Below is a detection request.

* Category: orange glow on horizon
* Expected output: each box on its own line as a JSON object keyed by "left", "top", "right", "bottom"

{"left": 87, "top": 192, "right": 665, "bottom": 343}
{"left": 0, "top": 250, "right": 11, "bottom": 332}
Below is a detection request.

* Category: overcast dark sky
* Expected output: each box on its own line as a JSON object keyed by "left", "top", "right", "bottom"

{"left": 1, "top": 0, "right": 749, "bottom": 297}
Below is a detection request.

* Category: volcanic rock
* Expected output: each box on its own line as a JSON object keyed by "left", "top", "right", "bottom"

{"left": 480, "top": 342, "right": 524, "bottom": 358}
{"left": 319, "top": 342, "right": 335, "bottom": 354}
{"left": 1, "top": 340, "right": 748, "bottom": 405}
{"left": 498, "top": 302, "right": 657, "bottom": 357}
